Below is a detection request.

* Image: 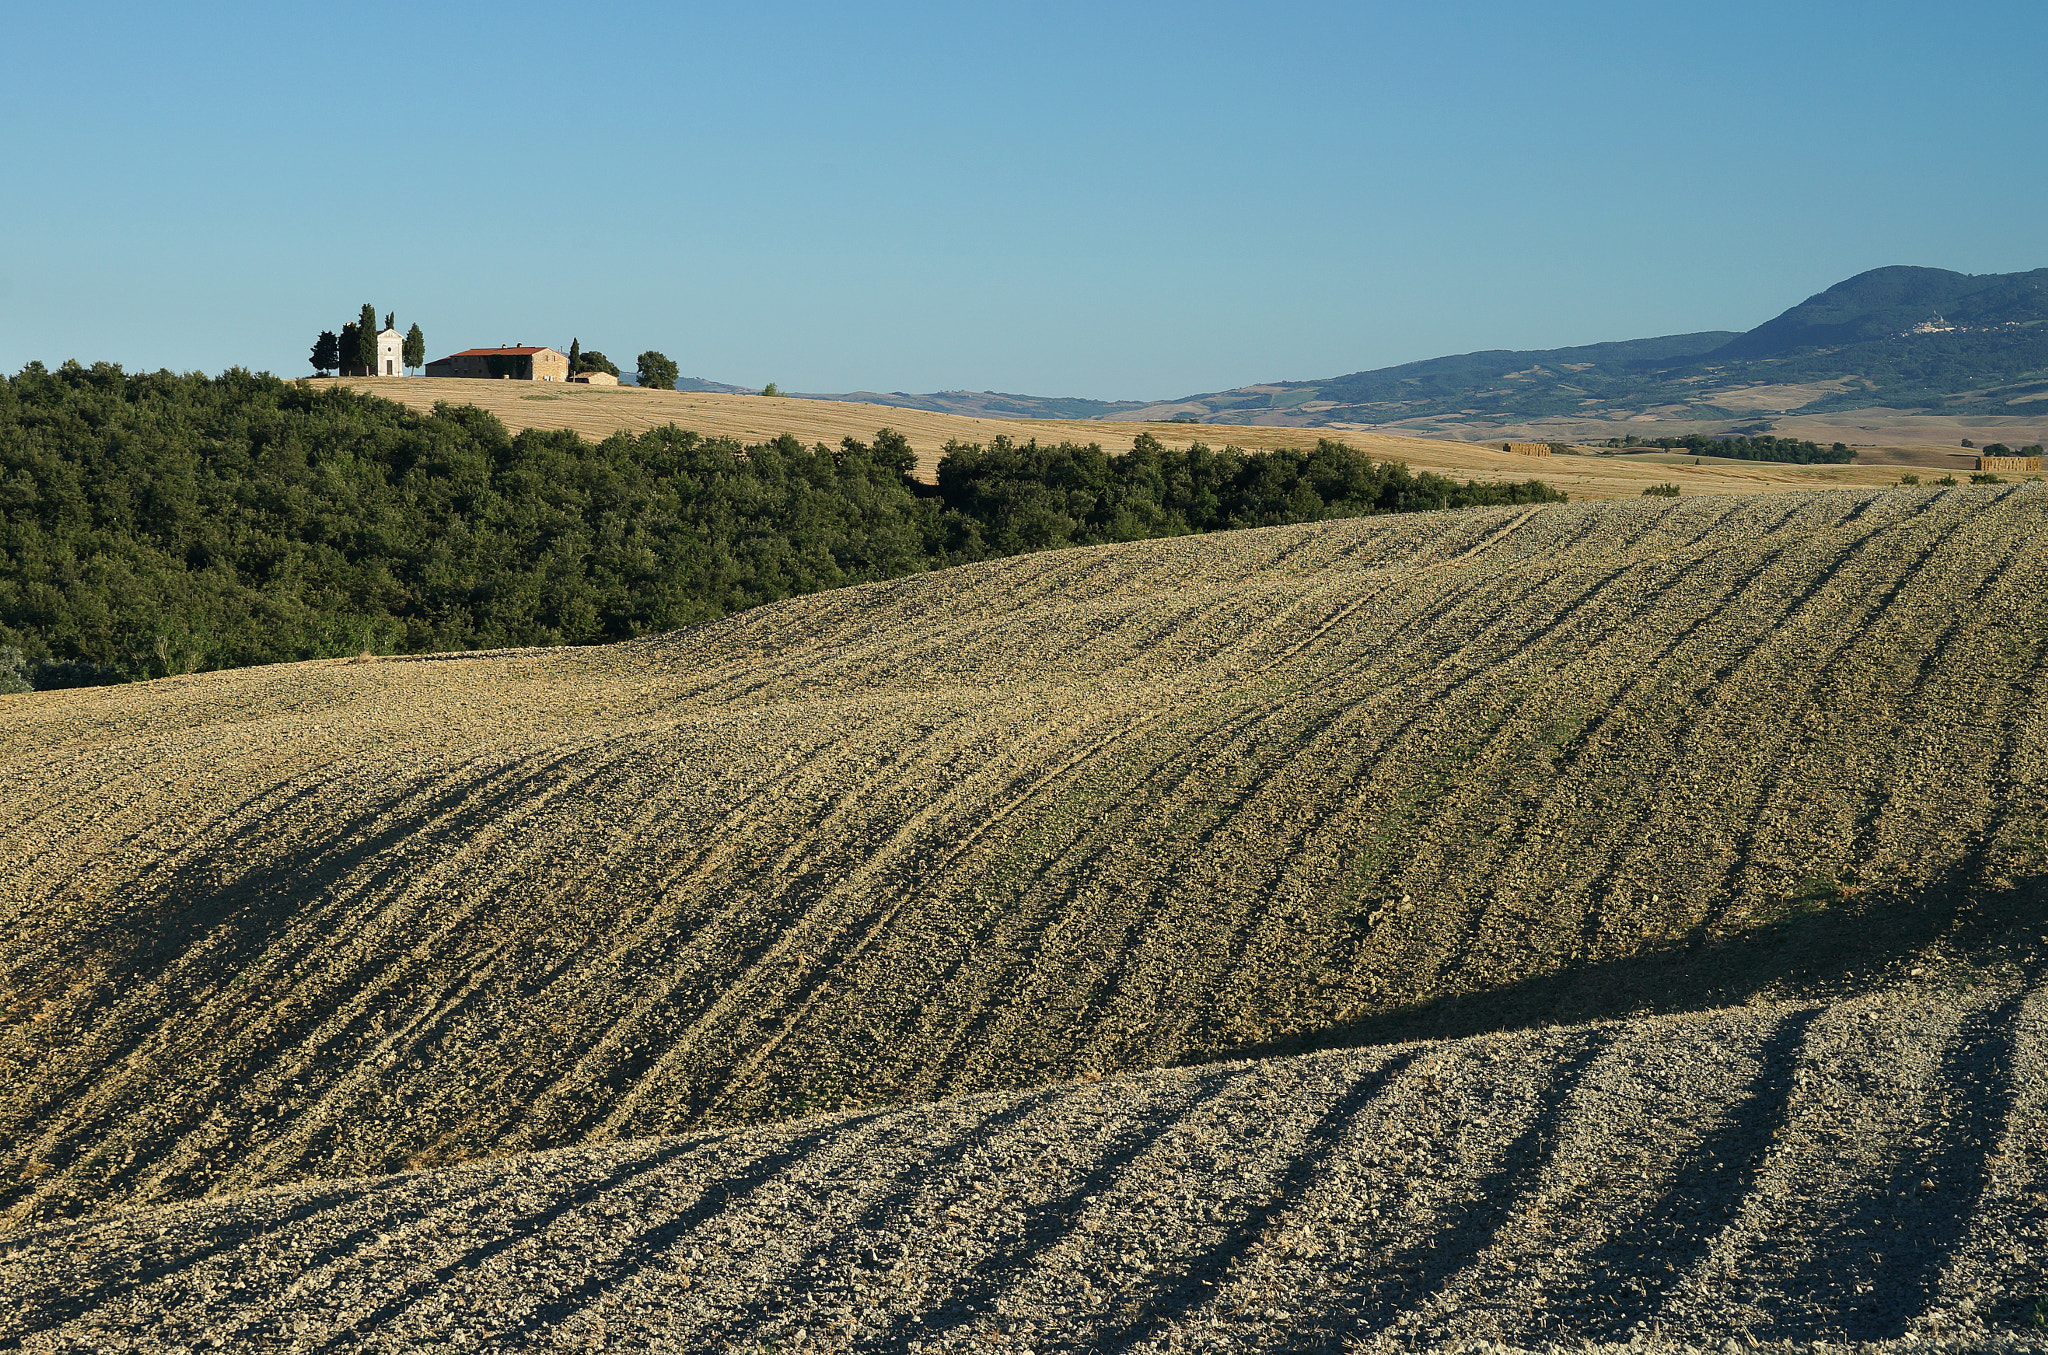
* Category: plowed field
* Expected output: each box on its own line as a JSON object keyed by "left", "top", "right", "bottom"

{"left": 5, "top": 485, "right": 2047, "bottom": 1248}
{"left": 3, "top": 988, "right": 2043, "bottom": 1352}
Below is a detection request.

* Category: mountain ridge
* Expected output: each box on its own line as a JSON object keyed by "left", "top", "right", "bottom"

{"left": 789, "top": 266, "right": 2048, "bottom": 438}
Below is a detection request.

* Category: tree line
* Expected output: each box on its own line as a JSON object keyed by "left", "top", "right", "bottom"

{"left": 932, "top": 434, "right": 1565, "bottom": 557}
{"left": 1605, "top": 432, "right": 1855, "bottom": 464}
{"left": 0, "top": 363, "right": 1566, "bottom": 686}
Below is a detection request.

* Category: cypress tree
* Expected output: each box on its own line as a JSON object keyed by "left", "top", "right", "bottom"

{"left": 403, "top": 323, "right": 425, "bottom": 374}
{"left": 355, "top": 303, "right": 378, "bottom": 375}
{"left": 568, "top": 338, "right": 582, "bottom": 375}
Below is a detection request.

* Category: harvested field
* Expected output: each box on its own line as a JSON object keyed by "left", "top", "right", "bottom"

{"left": 4, "top": 485, "right": 2048, "bottom": 1247}
{"left": 332, "top": 376, "right": 1912, "bottom": 500}
{"left": 3, "top": 986, "right": 2044, "bottom": 1352}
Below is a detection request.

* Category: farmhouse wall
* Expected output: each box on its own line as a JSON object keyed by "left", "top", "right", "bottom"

{"left": 424, "top": 346, "right": 571, "bottom": 381}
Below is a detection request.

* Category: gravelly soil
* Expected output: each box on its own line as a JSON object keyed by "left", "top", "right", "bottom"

{"left": 3, "top": 986, "right": 2044, "bottom": 1352}
{"left": 5, "top": 486, "right": 2048, "bottom": 1234}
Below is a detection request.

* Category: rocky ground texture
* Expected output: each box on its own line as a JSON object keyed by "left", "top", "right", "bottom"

{"left": 5, "top": 486, "right": 2048, "bottom": 1348}
{"left": 2, "top": 984, "right": 2044, "bottom": 1352}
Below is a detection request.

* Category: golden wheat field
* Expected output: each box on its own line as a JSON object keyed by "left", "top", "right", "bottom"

{"left": 334, "top": 376, "right": 1915, "bottom": 501}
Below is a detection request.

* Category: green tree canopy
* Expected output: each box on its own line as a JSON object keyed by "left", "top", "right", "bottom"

{"left": 636, "top": 351, "right": 680, "bottom": 391}
{"left": 0, "top": 367, "right": 1566, "bottom": 687}
{"left": 402, "top": 324, "right": 425, "bottom": 373}
{"left": 310, "top": 331, "right": 340, "bottom": 375}
{"left": 354, "top": 303, "right": 378, "bottom": 374}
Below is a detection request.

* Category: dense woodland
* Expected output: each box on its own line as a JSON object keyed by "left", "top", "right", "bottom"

{"left": 0, "top": 363, "right": 1565, "bottom": 685}
{"left": 1606, "top": 432, "right": 1856, "bottom": 464}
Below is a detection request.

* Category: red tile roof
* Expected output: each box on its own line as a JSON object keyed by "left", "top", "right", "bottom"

{"left": 435, "top": 347, "right": 557, "bottom": 359}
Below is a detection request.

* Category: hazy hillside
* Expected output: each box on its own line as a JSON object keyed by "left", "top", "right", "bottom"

{"left": 794, "top": 387, "right": 1154, "bottom": 420}
{"left": 792, "top": 266, "right": 2048, "bottom": 435}
{"left": 1715, "top": 264, "right": 2048, "bottom": 358}
{"left": 1148, "top": 267, "right": 2048, "bottom": 430}
{"left": 5, "top": 485, "right": 2047, "bottom": 1230}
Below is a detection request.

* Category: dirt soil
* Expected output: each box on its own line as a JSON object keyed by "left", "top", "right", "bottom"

{"left": 2, "top": 986, "right": 2043, "bottom": 1352}
{"left": 5, "top": 486, "right": 2048, "bottom": 1347}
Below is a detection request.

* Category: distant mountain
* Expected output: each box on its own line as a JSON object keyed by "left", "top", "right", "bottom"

{"left": 791, "top": 388, "right": 1152, "bottom": 420}
{"left": 673, "top": 375, "right": 759, "bottom": 395}
{"left": 789, "top": 266, "right": 2048, "bottom": 436}
{"left": 1714, "top": 265, "right": 2048, "bottom": 358}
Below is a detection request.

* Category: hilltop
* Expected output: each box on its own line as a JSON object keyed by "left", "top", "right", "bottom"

{"left": 337, "top": 376, "right": 1922, "bottom": 495}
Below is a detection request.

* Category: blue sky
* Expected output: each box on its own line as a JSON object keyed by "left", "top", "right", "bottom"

{"left": 3, "top": 0, "right": 2043, "bottom": 398}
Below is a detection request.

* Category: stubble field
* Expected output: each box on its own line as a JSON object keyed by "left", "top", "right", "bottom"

{"left": 334, "top": 376, "right": 1914, "bottom": 500}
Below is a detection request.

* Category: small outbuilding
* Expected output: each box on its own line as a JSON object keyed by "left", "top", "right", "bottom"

{"left": 570, "top": 370, "right": 619, "bottom": 386}
{"left": 425, "top": 345, "right": 571, "bottom": 381}
{"left": 376, "top": 328, "right": 403, "bottom": 377}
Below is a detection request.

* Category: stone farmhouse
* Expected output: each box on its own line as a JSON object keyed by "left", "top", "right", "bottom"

{"left": 425, "top": 345, "right": 571, "bottom": 381}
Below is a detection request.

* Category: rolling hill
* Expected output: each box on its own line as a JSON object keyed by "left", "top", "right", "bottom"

{"left": 338, "top": 376, "right": 1921, "bottom": 499}
{"left": 5, "top": 484, "right": 2047, "bottom": 1238}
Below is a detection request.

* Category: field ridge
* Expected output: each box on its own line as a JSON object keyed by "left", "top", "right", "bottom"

{"left": 3, "top": 484, "right": 2046, "bottom": 1246}
{"left": 2, "top": 983, "right": 2042, "bottom": 1351}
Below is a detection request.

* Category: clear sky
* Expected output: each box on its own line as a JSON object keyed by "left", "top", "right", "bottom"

{"left": 3, "top": 0, "right": 2043, "bottom": 399}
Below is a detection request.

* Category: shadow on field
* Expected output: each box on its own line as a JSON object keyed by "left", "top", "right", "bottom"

{"left": 1216, "top": 856, "right": 2048, "bottom": 1067}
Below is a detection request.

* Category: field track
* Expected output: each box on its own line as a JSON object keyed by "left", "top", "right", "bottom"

{"left": 2, "top": 987, "right": 2044, "bottom": 1352}
{"left": 4, "top": 485, "right": 2048, "bottom": 1243}
{"left": 332, "top": 376, "right": 1912, "bottom": 500}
